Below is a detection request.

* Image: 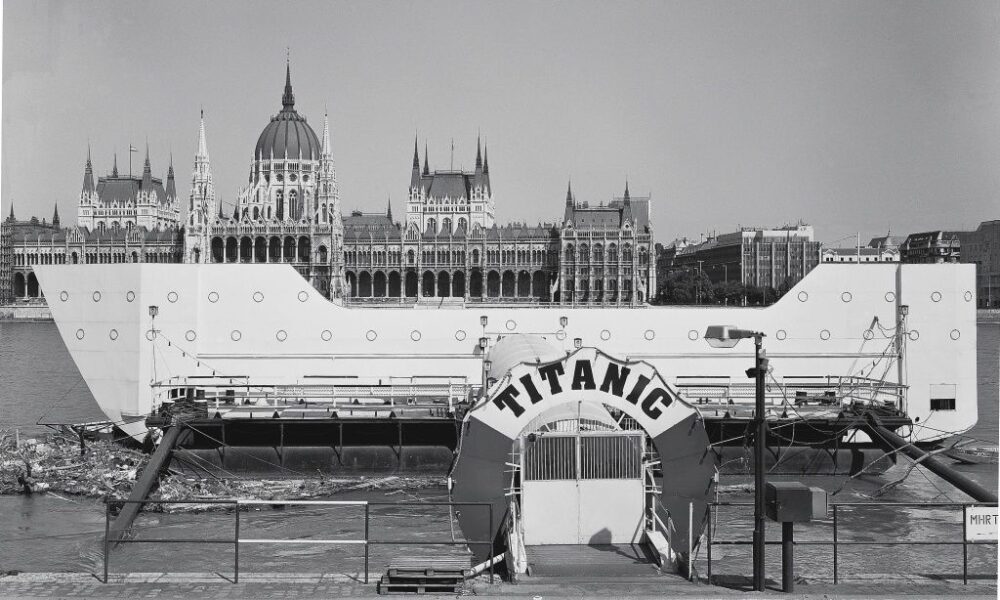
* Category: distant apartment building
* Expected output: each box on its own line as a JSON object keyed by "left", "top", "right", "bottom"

{"left": 822, "top": 235, "right": 900, "bottom": 263}
{"left": 900, "top": 231, "right": 962, "bottom": 263}
{"left": 958, "top": 220, "right": 999, "bottom": 308}
{"left": 672, "top": 224, "right": 821, "bottom": 288}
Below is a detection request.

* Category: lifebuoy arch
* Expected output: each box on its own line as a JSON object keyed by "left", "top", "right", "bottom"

{"left": 450, "top": 344, "right": 714, "bottom": 566}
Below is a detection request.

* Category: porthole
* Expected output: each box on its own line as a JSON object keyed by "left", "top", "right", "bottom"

{"left": 930, "top": 291, "right": 942, "bottom": 303}
{"left": 410, "top": 330, "right": 422, "bottom": 341}
{"left": 776, "top": 330, "right": 787, "bottom": 341}
{"left": 950, "top": 329, "right": 961, "bottom": 340}
{"left": 505, "top": 319, "right": 517, "bottom": 331}
{"left": 644, "top": 329, "right": 655, "bottom": 341}
{"left": 59, "top": 291, "right": 69, "bottom": 302}
{"left": 108, "top": 329, "right": 118, "bottom": 341}
{"left": 276, "top": 330, "right": 287, "bottom": 342}
{"left": 885, "top": 292, "right": 896, "bottom": 303}
{"left": 820, "top": 329, "right": 831, "bottom": 341}
{"left": 208, "top": 291, "right": 219, "bottom": 303}
{"left": 231, "top": 330, "right": 242, "bottom": 342}
{"left": 455, "top": 330, "right": 467, "bottom": 341}
{"left": 366, "top": 330, "right": 378, "bottom": 341}
{"left": 75, "top": 329, "right": 85, "bottom": 340}
{"left": 167, "top": 291, "right": 178, "bottom": 303}
{"left": 687, "top": 330, "right": 699, "bottom": 341}
{"left": 841, "top": 291, "right": 852, "bottom": 303}
{"left": 556, "top": 330, "right": 567, "bottom": 341}
{"left": 297, "top": 291, "right": 309, "bottom": 302}
{"left": 908, "top": 330, "right": 920, "bottom": 341}
{"left": 601, "top": 329, "right": 612, "bottom": 341}
{"left": 126, "top": 291, "right": 135, "bottom": 303}
{"left": 145, "top": 329, "right": 156, "bottom": 341}
{"left": 185, "top": 330, "right": 197, "bottom": 342}
{"left": 253, "top": 291, "right": 264, "bottom": 303}
{"left": 321, "top": 329, "right": 333, "bottom": 341}
{"left": 964, "top": 291, "right": 973, "bottom": 302}
{"left": 797, "top": 291, "right": 809, "bottom": 302}
{"left": 863, "top": 329, "right": 875, "bottom": 341}
{"left": 92, "top": 291, "right": 102, "bottom": 302}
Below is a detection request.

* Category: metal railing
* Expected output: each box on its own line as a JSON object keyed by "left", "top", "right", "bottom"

{"left": 103, "top": 498, "right": 494, "bottom": 585}
{"left": 674, "top": 375, "right": 906, "bottom": 411}
{"left": 705, "top": 501, "right": 998, "bottom": 585}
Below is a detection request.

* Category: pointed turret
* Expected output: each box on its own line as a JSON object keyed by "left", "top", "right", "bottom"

{"left": 281, "top": 59, "right": 295, "bottom": 110}
{"left": 475, "top": 135, "right": 483, "bottom": 171}
{"left": 197, "top": 108, "right": 209, "bottom": 159}
{"left": 112, "top": 153, "right": 119, "bottom": 177}
{"left": 410, "top": 135, "right": 421, "bottom": 189}
{"left": 7, "top": 204, "right": 14, "bottom": 223}
{"left": 52, "top": 204, "right": 60, "bottom": 228}
{"left": 82, "top": 145, "right": 96, "bottom": 194}
{"left": 322, "top": 110, "right": 333, "bottom": 158}
{"left": 563, "top": 179, "right": 574, "bottom": 224}
{"left": 422, "top": 143, "right": 430, "bottom": 176}
{"left": 141, "top": 142, "right": 153, "bottom": 189}
{"left": 621, "top": 180, "right": 633, "bottom": 225}
{"left": 166, "top": 153, "right": 177, "bottom": 200}
{"left": 386, "top": 196, "right": 393, "bottom": 222}
{"left": 483, "top": 143, "right": 489, "bottom": 174}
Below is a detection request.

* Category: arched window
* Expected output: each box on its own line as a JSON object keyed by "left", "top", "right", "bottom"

{"left": 275, "top": 190, "right": 285, "bottom": 220}
{"left": 426, "top": 218, "right": 436, "bottom": 234}
{"left": 289, "top": 190, "right": 299, "bottom": 220}
{"left": 565, "top": 244, "right": 575, "bottom": 262}
{"left": 442, "top": 218, "right": 452, "bottom": 234}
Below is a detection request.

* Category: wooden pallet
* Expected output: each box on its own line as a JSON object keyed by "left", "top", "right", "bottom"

{"left": 377, "top": 557, "right": 471, "bottom": 595}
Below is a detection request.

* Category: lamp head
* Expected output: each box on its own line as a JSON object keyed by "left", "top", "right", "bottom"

{"left": 704, "top": 325, "right": 757, "bottom": 348}
{"left": 479, "top": 336, "right": 489, "bottom": 350}
{"left": 559, "top": 316, "right": 568, "bottom": 328}
{"left": 480, "top": 315, "right": 488, "bottom": 327}
{"left": 148, "top": 305, "right": 159, "bottom": 319}
{"left": 573, "top": 337, "right": 583, "bottom": 349}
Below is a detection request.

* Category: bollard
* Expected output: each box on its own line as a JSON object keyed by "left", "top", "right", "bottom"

{"left": 781, "top": 521, "right": 794, "bottom": 592}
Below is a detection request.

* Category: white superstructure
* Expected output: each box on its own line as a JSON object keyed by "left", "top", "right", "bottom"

{"left": 33, "top": 262, "right": 979, "bottom": 442}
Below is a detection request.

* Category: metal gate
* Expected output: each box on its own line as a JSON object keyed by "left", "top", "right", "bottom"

{"left": 520, "top": 430, "right": 646, "bottom": 545}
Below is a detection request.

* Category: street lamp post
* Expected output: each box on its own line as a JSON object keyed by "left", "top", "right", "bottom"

{"left": 705, "top": 325, "right": 768, "bottom": 591}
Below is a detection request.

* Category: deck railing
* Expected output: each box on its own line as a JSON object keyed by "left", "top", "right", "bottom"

{"left": 103, "top": 498, "right": 494, "bottom": 585}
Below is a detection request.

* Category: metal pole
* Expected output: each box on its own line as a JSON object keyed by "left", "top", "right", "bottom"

{"left": 832, "top": 505, "right": 838, "bottom": 585}
{"left": 782, "top": 522, "right": 794, "bottom": 592}
{"left": 688, "top": 502, "right": 693, "bottom": 581}
{"left": 489, "top": 504, "right": 494, "bottom": 584}
{"left": 103, "top": 499, "right": 110, "bottom": 584}
{"left": 962, "top": 505, "right": 968, "bottom": 585}
{"left": 707, "top": 504, "right": 712, "bottom": 584}
{"left": 753, "top": 334, "right": 766, "bottom": 591}
{"left": 234, "top": 505, "right": 240, "bottom": 584}
{"left": 364, "top": 503, "right": 370, "bottom": 584}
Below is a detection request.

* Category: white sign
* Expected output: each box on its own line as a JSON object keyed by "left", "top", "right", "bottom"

{"left": 965, "top": 506, "right": 999, "bottom": 542}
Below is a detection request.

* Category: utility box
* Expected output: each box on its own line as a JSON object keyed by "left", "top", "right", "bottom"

{"left": 766, "top": 482, "right": 828, "bottom": 522}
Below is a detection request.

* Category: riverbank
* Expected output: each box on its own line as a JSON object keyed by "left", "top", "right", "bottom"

{"left": 0, "top": 432, "right": 443, "bottom": 504}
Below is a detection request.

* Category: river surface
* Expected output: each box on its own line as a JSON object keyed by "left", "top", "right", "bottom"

{"left": 0, "top": 321, "right": 996, "bottom": 579}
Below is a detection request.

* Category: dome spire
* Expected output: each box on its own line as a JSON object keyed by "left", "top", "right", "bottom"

{"left": 322, "top": 109, "right": 332, "bottom": 158}
{"left": 197, "top": 108, "right": 209, "bottom": 159}
{"left": 282, "top": 54, "right": 295, "bottom": 110}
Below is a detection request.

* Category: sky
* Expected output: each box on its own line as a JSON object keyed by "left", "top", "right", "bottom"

{"left": 2, "top": 0, "right": 998, "bottom": 245}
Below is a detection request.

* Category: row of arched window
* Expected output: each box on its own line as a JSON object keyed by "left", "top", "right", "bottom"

{"left": 13, "top": 249, "right": 173, "bottom": 266}
{"left": 563, "top": 243, "right": 648, "bottom": 265}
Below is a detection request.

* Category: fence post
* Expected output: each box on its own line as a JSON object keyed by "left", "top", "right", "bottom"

{"left": 832, "top": 504, "right": 838, "bottom": 585}
{"left": 364, "top": 503, "right": 370, "bottom": 585}
{"left": 688, "top": 502, "right": 693, "bottom": 581}
{"left": 103, "top": 499, "right": 110, "bottom": 584}
{"left": 962, "top": 505, "right": 968, "bottom": 585}
{"left": 234, "top": 504, "right": 240, "bottom": 584}
{"left": 707, "top": 504, "right": 712, "bottom": 585}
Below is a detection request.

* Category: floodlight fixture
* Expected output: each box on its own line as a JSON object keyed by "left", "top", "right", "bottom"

{"left": 148, "top": 305, "right": 159, "bottom": 319}
{"left": 480, "top": 315, "right": 488, "bottom": 327}
{"left": 560, "top": 316, "right": 569, "bottom": 328}
{"left": 704, "top": 325, "right": 761, "bottom": 348}
{"left": 573, "top": 337, "right": 583, "bottom": 349}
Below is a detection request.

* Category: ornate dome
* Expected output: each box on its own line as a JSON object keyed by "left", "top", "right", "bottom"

{"left": 254, "top": 64, "right": 321, "bottom": 161}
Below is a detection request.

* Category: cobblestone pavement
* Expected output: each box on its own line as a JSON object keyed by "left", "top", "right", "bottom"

{"left": 0, "top": 572, "right": 995, "bottom": 599}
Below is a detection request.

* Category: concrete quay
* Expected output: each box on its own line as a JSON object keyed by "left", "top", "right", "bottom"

{"left": 0, "top": 571, "right": 995, "bottom": 599}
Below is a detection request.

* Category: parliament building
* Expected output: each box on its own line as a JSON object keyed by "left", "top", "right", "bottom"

{"left": 2, "top": 62, "right": 655, "bottom": 307}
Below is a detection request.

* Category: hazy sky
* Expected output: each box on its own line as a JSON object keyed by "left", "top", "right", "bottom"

{"left": 2, "top": 0, "right": 997, "bottom": 244}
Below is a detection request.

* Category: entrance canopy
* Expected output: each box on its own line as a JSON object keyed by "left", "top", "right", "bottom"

{"left": 451, "top": 345, "right": 714, "bottom": 562}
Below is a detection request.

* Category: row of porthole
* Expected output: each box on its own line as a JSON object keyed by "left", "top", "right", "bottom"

{"left": 81, "top": 327, "right": 960, "bottom": 344}
{"left": 62, "top": 288, "right": 978, "bottom": 308}
{"left": 794, "top": 290, "right": 972, "bottom": 303}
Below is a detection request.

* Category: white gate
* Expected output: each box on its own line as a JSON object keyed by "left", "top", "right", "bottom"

{"left": 520, "top": 431, "right": 646, "bottom": 545}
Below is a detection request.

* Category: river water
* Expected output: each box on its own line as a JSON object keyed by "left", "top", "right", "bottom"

{"left": 0, "top": 321, "right": 997, "bottom": 579}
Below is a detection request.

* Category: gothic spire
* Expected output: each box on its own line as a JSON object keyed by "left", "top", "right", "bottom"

{"left": 281, "top": 57, "right": 295, "bottom": 110}
{"left": 6, "top": 203, "right": 13, "bottom": 223}
{"left": 482, "top": 142, "right": 489, "bottom": 174}
{"left": 412, "top": 135, "right": 420, "bottom": 170}
{"left": 142, "top": 141, "right": 153, "bottom": 188}
{"left": 82, "top": 145, "right": 96, "bottom": 194}
{"left": 621, "top": 179, "right": 633, "bottom": 225}
{"left": 386, "top": 196, "right": 393, "bottom": 221}
{"left": 197, "top": 108, "right": 209, "bottom": 159}
{"left": 624, "top": 179, "right": 630, "bottom": 202}
{"left": 322, "top": 110, "right": 332, "bottom": 158}
{"left": 112, "top": 152, "right": 119, "bottom": 177}
{"left": 52, "top": 203, "right": 60, "bottom": 228}
{"left": 166, "top": 153, "right": 177, "bottom": 199}
{"left": 475, "top": 135, "right": 483, "bottom": 170}
{"left": 566, "top": 179, "right": 573, "bottom": 205}
{"left": 422, "top": 143, "right": 430, "bottom": 176}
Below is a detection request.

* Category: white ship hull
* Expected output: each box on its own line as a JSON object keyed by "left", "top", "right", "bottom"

{"left": 33, "top": 263, "right": 978, "bottom": 443}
